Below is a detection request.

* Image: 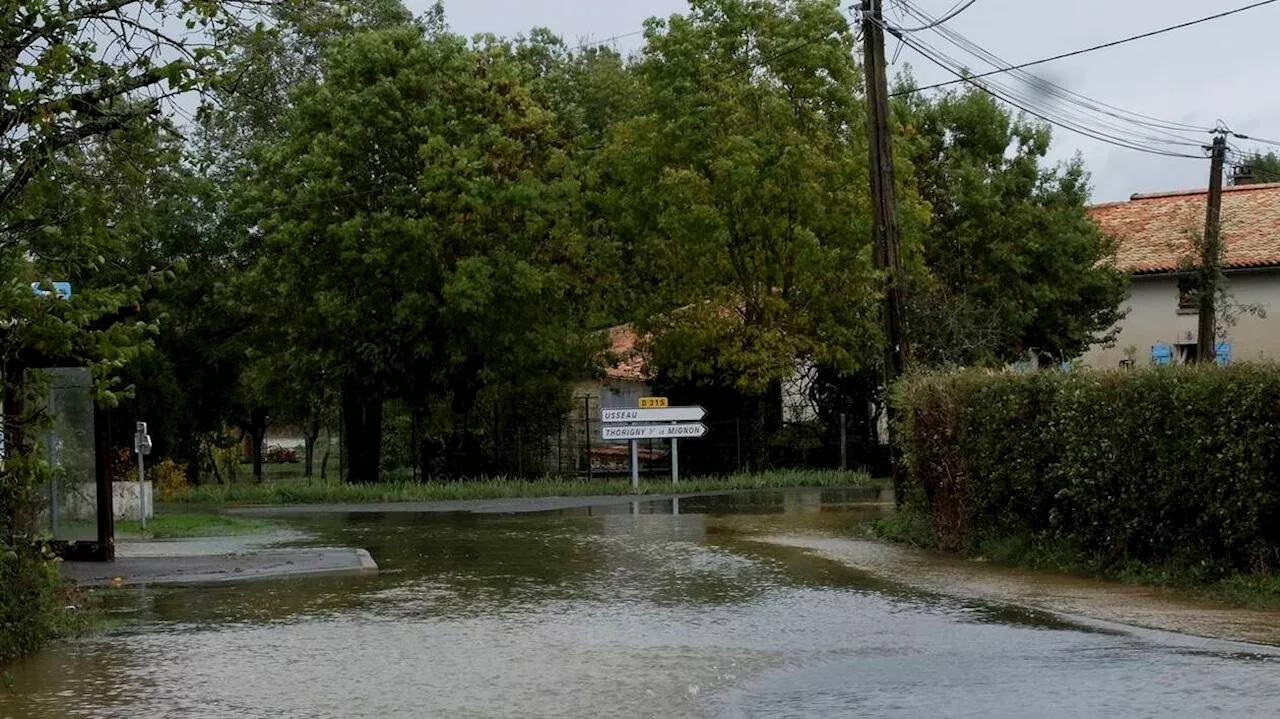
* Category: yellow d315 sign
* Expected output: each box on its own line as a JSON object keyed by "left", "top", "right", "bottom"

{"left": 638, "top": 396, "right": 669, "bottom": 409}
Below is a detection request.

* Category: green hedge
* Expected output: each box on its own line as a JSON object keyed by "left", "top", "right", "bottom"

{"left": 0, "top": 543, "right": 67, "bottom": 662}
{"left": 893, "top": 365, "right": 1280, "bottom": 573}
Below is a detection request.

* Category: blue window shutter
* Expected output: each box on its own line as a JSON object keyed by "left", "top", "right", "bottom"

{"left": 1216, "top": 342, "right": 1231, "bottom": 366}
{"left": 1151, "top": 343, "right": 1172, "bottom": 366}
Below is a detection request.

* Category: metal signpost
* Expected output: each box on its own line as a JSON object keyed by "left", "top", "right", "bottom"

{"left": 602, "top": 401, "right": 707, "bottom": 489}
{"left": 134, "top": 421, "right": 152, "bottom": 530}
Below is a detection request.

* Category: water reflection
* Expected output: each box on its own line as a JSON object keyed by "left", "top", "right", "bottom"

{"left": 3, "top": 487, "right": 1280, "bottom": 718}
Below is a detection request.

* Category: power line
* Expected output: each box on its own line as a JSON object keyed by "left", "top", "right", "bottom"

{"left": 1231, "top": 132, "right": 1280, "bottom": 149}
{"left": 1226, "top": 147, "right": 1280, "bottom": 182}
{"left": 579, "top": 29, "right": 645, "bottom": 48}
{"left": 888, "top": 0, "right": 979, "bottom": 32}
{"left": 885, "top": 23, "right": 1202, "bottom": 154}
{"left": 889, "top": 29, "right": 1204, "bottom": 159}
{"left": 892, "top": 0, "right": 1211, "bottom": 139}
{"left": 891, "top": 0, "right": 1280, "bottom": 97}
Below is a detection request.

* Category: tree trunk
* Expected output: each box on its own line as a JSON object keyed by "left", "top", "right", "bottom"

{"left": 342, "top": 388, "right": 383, "bottom": 484}
{"left": 206, "top": 441, "right": 223, "bottom": 485}
{"left": 365, "top": 398, "right": 383, "bottom": 484}
{"left": 250, "top": 407, "right": 268, "bottom": 482}
{"left": 320, "top": 429, "right": 331, "bottom": 481}
{"left": 303, "top": 416, "right": 320, "bottom": 479}
{"left": 3, "top": 363, "right": 27, "bottom": 541}
{"left": 410, "top": 409, "right": 419, "bottom": 483}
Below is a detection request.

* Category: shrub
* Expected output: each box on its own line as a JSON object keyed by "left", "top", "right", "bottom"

{"left": 893, "top": 364, "right": 1280, "bottom": 574}
{"left": 0, "top": 542, "right": 70, "bottom": 662}
{"left": 106, "top": 446, "right": 134, "bottom": 483}
{"left": 147, "top": 458, "right": 190, "bottom": 500}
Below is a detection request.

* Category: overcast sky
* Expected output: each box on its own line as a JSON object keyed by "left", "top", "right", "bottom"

{"left": 425, "top": 0, "right": 1280, "bottom": 203}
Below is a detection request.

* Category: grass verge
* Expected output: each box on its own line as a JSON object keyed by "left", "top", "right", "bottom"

{"left": 170, "top": 470, "right": 876, "bottom": 506}
{"left": 114, "top": 513, "right": 277, "bottom": 539}
{"left": 870, "top": 507, "right": 1280, "bottom": 611}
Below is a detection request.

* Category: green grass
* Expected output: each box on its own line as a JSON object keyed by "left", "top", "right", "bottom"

{"left": 114, "top": 513, "right": 277, "bottom": 539}
{"left": 869, "top": 507, "right": 1280, "bottom": 611}
{"left": 169, "top": 469, "right": 876, "bottom": 506}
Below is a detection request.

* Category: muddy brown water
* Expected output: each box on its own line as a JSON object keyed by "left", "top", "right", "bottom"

{"left": 4, "top": 487, "right": 1280, "bottom": 718}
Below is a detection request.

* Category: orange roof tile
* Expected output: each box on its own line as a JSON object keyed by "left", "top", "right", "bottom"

{"left": 1088, "top": 182, "right": 1280, "bottom": 274}
{"left": 604, "top": 323, "right": 648, "bottom": 381}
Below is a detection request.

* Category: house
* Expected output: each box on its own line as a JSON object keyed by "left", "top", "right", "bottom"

{"left": 573, "top": 322, "right": 818, "bottom": 423}
{"left": 1082, "top": 181, "right": 1280, "bottom": 368}
{"left": 551, "top": 320, "right": 823, "bottom": 475}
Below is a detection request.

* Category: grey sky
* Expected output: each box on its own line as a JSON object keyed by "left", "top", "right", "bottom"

{"left": 427, "top": 0, "right": 1280, "bottom": 203}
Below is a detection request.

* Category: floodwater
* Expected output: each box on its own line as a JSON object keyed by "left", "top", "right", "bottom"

{"left": 5, "top": 487, "right": 1280, "bottom": 718}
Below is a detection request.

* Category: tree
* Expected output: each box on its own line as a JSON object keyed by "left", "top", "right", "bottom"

{"left": 0, "top": 0, "right": 257, "bottom": 219}
{"left": 592, "top": 0, "right": 892, "bottom": 466}
{"left": 250, "top": 24, "right": 598, "bottom": 482}
{"left": 897, "top": 85, "right": 1128, "bottom": 366}
{"left": 93, "top": 0, "right": 418, "bottom": 482}
{"left": 605, "top": 0, "right": 886, "bottom": 384}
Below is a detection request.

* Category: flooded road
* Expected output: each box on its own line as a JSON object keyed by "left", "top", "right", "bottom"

{"left": 4, "top": 487, "right": 1280, "bottom": 718}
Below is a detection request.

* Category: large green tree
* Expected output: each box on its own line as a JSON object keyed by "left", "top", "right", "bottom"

{"left": 897, "top": 85, "right": 1127, "bottom": 367}
{"left": 250, "top": 24, "right": 597, "bottom": 482}
{"left": 604, "top": 0, "right": 886, "bottom": 391}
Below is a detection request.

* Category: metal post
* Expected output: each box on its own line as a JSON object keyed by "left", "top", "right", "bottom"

{"left": 137, "top": 449, "right": 146, "bottom": 531}
{"left": 584, "top": 395, "right": 592, "bottom": 481}
{"left": 629, "top": 439, "right": 639, "bottom": 490}
{"left": 840, "top": 412, "right": 848, "bottom": 472}
{"left": 673, "top": 497, "right": 680, "bottom": 516}
{"left": 671, "top": 438, "right": 679, "bottom": 487}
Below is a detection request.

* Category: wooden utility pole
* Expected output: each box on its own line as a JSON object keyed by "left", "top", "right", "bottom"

{"left": 862, "top": 0, "right": 910, "bottom": 505}
{"left": 861, "top": 0, "right": 910, "bottom": 381}
{"left": 1197, "top": 133, "right": 1226, "bottom": 363}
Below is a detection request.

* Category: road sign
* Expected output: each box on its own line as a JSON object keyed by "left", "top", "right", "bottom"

{"left": 31, "top": 281, "right": 72, "bottom": 299}
{"left": 603, "top": 423, "right": 707, "bottom": 441}
{"left": 638, "top": 397, "right": 669, "bottom": 408}
{"left": 134, "top": 421, "right": 152, "bottom": 456}
{"left": 601, "top": 406, "right": 706, "bottom": 423}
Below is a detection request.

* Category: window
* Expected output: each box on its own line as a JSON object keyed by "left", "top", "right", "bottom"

{"left": 1176, "top": 343, "right": 1198, "bottom": 364}
{"left": 1177, "top": 277, "right": 1198, "bottom": 313}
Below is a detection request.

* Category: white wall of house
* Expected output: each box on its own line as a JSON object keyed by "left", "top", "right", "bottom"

{"left": 781, "top": 361, "right": 819, "bottom": 423}
{"left": 1083, "top": 270, "right": 1280, "bottom": 367}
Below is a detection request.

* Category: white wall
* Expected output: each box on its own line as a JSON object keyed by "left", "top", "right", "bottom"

{"left": 1083, "top": 270, "right": 1280, "bottom": 367}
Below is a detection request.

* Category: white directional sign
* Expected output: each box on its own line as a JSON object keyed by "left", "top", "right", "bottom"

{"left": 603, "top": 423, "right": 708, "bottom": 440}
{"left": 601, "top": 406, "right": 706, "bottom": 423}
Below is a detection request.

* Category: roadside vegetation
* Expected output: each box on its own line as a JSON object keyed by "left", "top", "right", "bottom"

{"left": 171, "top": 471, "right": 876, "bottom": 506}
{"left": 114, "top": 514, "right": 278, "bottom": 540}
{"left": 0, "top": 0, "right": 1135, "bottom": 662}
{"left": 874, "top": 510, "right": 1280, "bottom": 611}
{"left": 886, "top": 365, "right": 1280, "bottom": 610}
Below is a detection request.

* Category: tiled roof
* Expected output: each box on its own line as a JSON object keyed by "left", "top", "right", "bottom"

{"left": 1088, "top": 183, "right": 1280, "bottom": 274}
{"left": 604, "top": 323, "right": 648, "bottom": 381}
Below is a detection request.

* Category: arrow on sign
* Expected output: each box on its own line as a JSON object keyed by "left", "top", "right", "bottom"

{"left": 602, "top": 423, "right": 708, "bottom": 440}
{"left": 601, "top": 406, "right": 706, "bottom": 423}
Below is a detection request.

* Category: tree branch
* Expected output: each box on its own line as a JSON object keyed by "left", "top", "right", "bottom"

{"left": 0, "top": 108, "right": 149, "bottom": 210}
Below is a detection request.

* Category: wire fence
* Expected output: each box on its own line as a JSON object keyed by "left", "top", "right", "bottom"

{"left": 542, "top": 394, "right": 890, "bottom": 479}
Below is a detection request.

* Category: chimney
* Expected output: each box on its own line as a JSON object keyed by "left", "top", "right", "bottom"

{"left": 1232, "top": 163, "right": 1260, "bottom": 186}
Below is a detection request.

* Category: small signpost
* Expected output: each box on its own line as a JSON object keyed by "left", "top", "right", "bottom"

{"left": 134, "top": 421, "right": 152, "bottom": 530}
{"left": 602, "top": 399, "right": 707, "bottom": 489}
